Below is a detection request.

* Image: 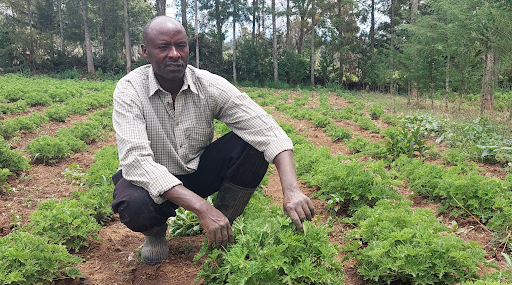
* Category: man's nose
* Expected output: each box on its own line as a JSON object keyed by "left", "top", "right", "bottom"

{"left": 167, "top": 46, "right": 180, "bottom": 59}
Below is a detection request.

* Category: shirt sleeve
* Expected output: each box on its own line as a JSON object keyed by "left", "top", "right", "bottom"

{"left": 212, "top": 78, "right": 294, "bottom": 163}
{"left": 113, "top": 78, "right": 182, "bottom": 204}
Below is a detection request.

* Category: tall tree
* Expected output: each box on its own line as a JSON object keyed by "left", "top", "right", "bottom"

{"left": 310, "top": 0, "right": 315, "bottom": 86}
{"left": 181, "top": 0, "right": 188, "bottom": 28}
{"left": 79, "top": 0, "right": 94, "bottom": 73}
{"left": 272, "top": 0, "right": 278, "bottom": 81}
{"left": 195, "top": 0, "right": 199, "bottom": 67}
{"left": 58, "top": 0, "right": 64, "bottom": 51}
{"left": 123, "top": 0, "right": 131, "bottom": 73}
{"left": 232, "top": 0, "right": 237, "bottom": 82}
{"left": 156, "top": 0, "right": 165, "bottom": 16}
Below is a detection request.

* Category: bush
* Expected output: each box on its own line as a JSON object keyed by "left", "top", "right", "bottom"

{"left": 0, "top": 137, "right": 30, "bottom": 173}
{"left": 45, "top": 104, "right": 69, "bottom": 122}
{"left": 23, "top": 198, "right": 102, "bottom": 252}
{"left": 369, "top": 104, "right": 384, "bottom": 119}
{"left": 0, "top": 231, "right": 83, "bottom": 285}
{"left": 343, "top": 200, "right": 490, "bottom": 285}
{"left": 26, "top": 135, "right": 73, "bottom": 163}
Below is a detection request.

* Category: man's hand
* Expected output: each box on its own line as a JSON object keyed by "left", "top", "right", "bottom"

{"left": 196, "top": 206, "right": 234, "bottom": 249}
{"left": 283, "top": 188, "right": 315, "bottom": 232}
{"left": 273, "top": 150, "right": 315, "bottom": 232}
{"left": 163, "top": 185, "right": 233, "bottom": 249}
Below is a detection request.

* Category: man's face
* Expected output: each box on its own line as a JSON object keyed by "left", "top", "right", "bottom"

{"left": 142, "top": 20, "right": 189, "bottom": 82}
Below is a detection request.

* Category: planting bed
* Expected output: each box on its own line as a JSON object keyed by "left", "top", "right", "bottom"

{"left": 1, "top": 77, "right": 511, "bottom": 284}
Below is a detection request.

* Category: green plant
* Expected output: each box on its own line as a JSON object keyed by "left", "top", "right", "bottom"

{"left": 325, "top": 124, "right": 352, "bottom": 142}
{"left": 194, "top": 202, "right": 345, "bottom": 284}
{"left": 0, "top": 231, "right": 83, "bottom": 285}
{"left": 345, "top": 136, "right": 371, "bottom": 153}
{"left": 44, "top": 104, "right": 69, "bottom": 122}
{"left": 355, "top": 116, "right": 380, "bottom": 133}
{"left": 385, "top": 124, "right": 430, "bottom": 160}
{"left": 26, "top": 135, "right": 74, "bottom": 163}
{"left": 62, "top": 164, "right": 85, "bottom": 186}
{"left": 343, "top": 200, "right": 491, "bottom": 285}
{"left": 368, "top": 104, "right": 384, "bottom": 119}
{"left": 168, "top": 196, "right": 213, "bottom": 238}
{"left": 0, "top": 137, "right": 30, "bottom": 173}
{"left": 23, "top": 198, "right": 102, "bottom": 252}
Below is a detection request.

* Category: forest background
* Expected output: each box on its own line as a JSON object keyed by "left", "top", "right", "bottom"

{"left": 1, "top": 0, "right": 512, "bottom": 115}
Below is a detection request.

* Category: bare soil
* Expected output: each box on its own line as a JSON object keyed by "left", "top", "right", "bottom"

{"left": 1, "top": 90, "right": 509, "bottom": 285}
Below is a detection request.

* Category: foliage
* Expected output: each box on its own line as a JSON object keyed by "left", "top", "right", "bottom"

{"left": 343, "top": 200, "right": 490, "bottom": 285}
{"left": 355, "top": 116, "right": 380, "bottom": 133}
{"left": 194, "top": 201, "right": 345, "bottom": 284}
{"left": 305, "top": 159, "right": 402, "bottom": 214}
{"left": 0, "top": 231, "right": 83, "bottom": 285}
{"left": 368, "top": 104, "right": 384, "bottom": 120}
{"left": 0, "top": 100, "right": 29, "bottom": 115}
{"left": 325, "top": 124, "right": 352, "bottom": 142}
{"left": 0, "top": 113, "right": 49, "bottom": 139}
{"left": 26, "top": 135, "right": 80, "bottom": 163}
{"left": 345, "top": 136, "right": 371, "bottom": 154}
{"left": 44, "top": 104, "right": 69, "bottom": 122}
{"left": 390, "top": 156, "right": 512, "bottom": 232}
{"left": 0, "top": 137, "right": 30, "bottom": 173}
{"left": 23, "top": 198, "right": 102, "bottom": 252}
{"left": 385, "top": 125, "right": 431, "bottom": 160}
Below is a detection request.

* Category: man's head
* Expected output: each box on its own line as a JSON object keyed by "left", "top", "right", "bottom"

{"left": 142, "top": 16, "right": 189, "bottom": 83}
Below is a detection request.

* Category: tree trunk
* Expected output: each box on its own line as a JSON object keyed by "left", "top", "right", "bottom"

{"left": 252, "top": 0, "right": 256, "bottom": 45}
{"left": 445, "top": 58, "right": 450, "bottom": 111}
{"left": 98, "top": 0, "right": 106, "bottom": 55}
{"left": 410, "top": 0, "right": 419, "bottom": 104}
{"left": 509, "top": 91, "right": 512, "bottom": 121}
{"left": 286, "top": 0, "right": 290, "bottom": 49}
{"left": 272, "top": 0, "right": 278, "bottom": 81}
{"left": 310, "top": 0, "right": 315, "bottom": 86}
{"left": 123, "top": 0, "right": 131, "bottom": 74}
{"left": 370, "top": 0, "right": 375, "bottom": 60}
{"left": 337, "top": 0, "right": 344, "bottom": 84}
{"left": 389, "top": 0, "right": 395, "bottom": 95}
{"left": 233, "top": 0, "right": 237, "bottom": 83}
{"left": 156, "top": 0, "right": 166, "bottom": 16}
{"left": 215, "top": 0, "right": 223, "bottom": 63}
{"left": 195, "top": 0, "right": 199, "bottom": 68}
{"left": 58, "top": 0, "right": 64, "bottom": 51}
{"left": 80, "top": 0, "right": 94, "bottom": 73}
{"left": 481, "top": 51, "right": 494, "bottom": 115}
{"left": 181, "top": 0, "right": 187, "bottom": 29}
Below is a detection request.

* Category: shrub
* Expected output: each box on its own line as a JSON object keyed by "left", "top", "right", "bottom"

{"left": 343, "top": 200, "right": 490, "bottom": 285}
{"left": 0, "top": 137, "right": 30, "bottom": 173}
{"left": 369, "top": 104, "right": 384, "bottom": 119}
{"left": 355, "top": 116, "right": 380, "bottom": 133}
{"left": 325, "top": 124, "right": 352, "bottom": 142}
{"left": 45, "top": 104, "right": 69, "bottom": 122}
{"left": 26, "top": 135, "right": 73, "bottom": 163}
{"left": 195, "top": 201, "right": 345, "bottom": 284}
{"left": 0, "top": 231, "right": 83, "bottom": 285}
{"left": 23, "top": 198, "right": 102, "bottom": 252}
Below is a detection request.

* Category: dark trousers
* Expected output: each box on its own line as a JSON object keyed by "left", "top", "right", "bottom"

{"left": 111, "top": 132, "right": 269, "bottom": 233}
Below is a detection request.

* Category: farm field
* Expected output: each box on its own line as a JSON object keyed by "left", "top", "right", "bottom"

{"left": 1, "top": 74, "right": 512, "bottom": 285}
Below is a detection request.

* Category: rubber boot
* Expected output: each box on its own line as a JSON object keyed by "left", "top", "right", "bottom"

{"left": 141, "top": 224, "right": 169, "bottom": 265}
{"left": 214, "top": 180, "right": 256, "bottom": 224}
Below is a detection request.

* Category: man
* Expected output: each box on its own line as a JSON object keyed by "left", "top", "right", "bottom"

{"left": 111, "top": 16, "right": 314, "bottom": 265}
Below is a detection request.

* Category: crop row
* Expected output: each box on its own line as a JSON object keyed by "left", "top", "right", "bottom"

{"left": 0, "top": 146, "right": 119, "bottom": 285}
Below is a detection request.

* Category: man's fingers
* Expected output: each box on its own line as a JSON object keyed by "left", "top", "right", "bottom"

{"left": 303, "top": 199, "right": 315, "bottom": 221}
{"left": 287, "top": 209, "right": 304, "bottom": 232}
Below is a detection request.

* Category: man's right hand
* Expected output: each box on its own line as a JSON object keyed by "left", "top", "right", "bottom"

{"left": 162, "top": 184, "right": 233, "bottom": 249}
{"left": 196, "top": 206, "right": 234, "bottom": 249}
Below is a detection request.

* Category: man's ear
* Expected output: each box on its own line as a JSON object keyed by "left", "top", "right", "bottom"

{"left": 141, "top": 44, "right": 148, "bottom": 59}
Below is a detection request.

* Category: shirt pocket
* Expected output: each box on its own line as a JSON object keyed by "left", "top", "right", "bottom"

{"left": 184, "top": 126, "right": 214, "bottom": 160}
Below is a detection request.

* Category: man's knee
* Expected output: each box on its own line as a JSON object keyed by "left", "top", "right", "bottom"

{"left": 112, "top": 176, "right": 175, "bottom": 233}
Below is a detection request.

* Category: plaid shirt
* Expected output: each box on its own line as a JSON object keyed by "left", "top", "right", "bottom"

{"left": 113, "top": 64, "right": 293, "bottom": 204}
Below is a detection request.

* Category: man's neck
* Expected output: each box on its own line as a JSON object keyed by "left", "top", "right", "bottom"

{"left": 155, "top": 75, "right": 184, "bottom": 99}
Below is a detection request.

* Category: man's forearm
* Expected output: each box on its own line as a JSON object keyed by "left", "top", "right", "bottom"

{"left": 162, "top": 184, "right": 213, "bottom": 215}
{"left": 273, "top": 150, "right": 300, "bottom": 194}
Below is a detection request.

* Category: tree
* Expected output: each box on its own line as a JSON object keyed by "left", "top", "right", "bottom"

{"left": 310, "top": 0, "right": 315, "bottom": 86}
{"left": 272, "top": 0, "right": 278, "bottom": 81}
{"left": 124, "top": 0, "right": 132, "bottom": 73}
{"left": 156, "top": 0, "right": 165, "bottom": 15}
{"left": 79, "top": 0, "right": 94, "bottom": 73}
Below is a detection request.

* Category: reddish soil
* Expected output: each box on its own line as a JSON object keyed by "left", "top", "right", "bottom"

{"left": 1, "top": 90, "right": 509, "bottom": 285}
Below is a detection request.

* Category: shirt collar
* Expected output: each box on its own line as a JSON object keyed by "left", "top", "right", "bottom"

{"left": 147, "top": 65, "right": 197, "bottom": 97}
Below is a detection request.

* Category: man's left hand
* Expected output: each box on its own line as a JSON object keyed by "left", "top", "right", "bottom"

{"left": 283, "top": 188, "right": 315, "bottom": 232}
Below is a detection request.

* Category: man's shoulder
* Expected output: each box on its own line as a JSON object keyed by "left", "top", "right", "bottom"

{"left": 187, "top": 65, "right": 234, "bottom": 90}
{"left": 118, "top": 64, "right": 151, "bottom": 84}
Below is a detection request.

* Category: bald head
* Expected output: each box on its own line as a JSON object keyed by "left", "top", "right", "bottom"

{"left": 143, "top": 16, "right": 187, "bottom": 46}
